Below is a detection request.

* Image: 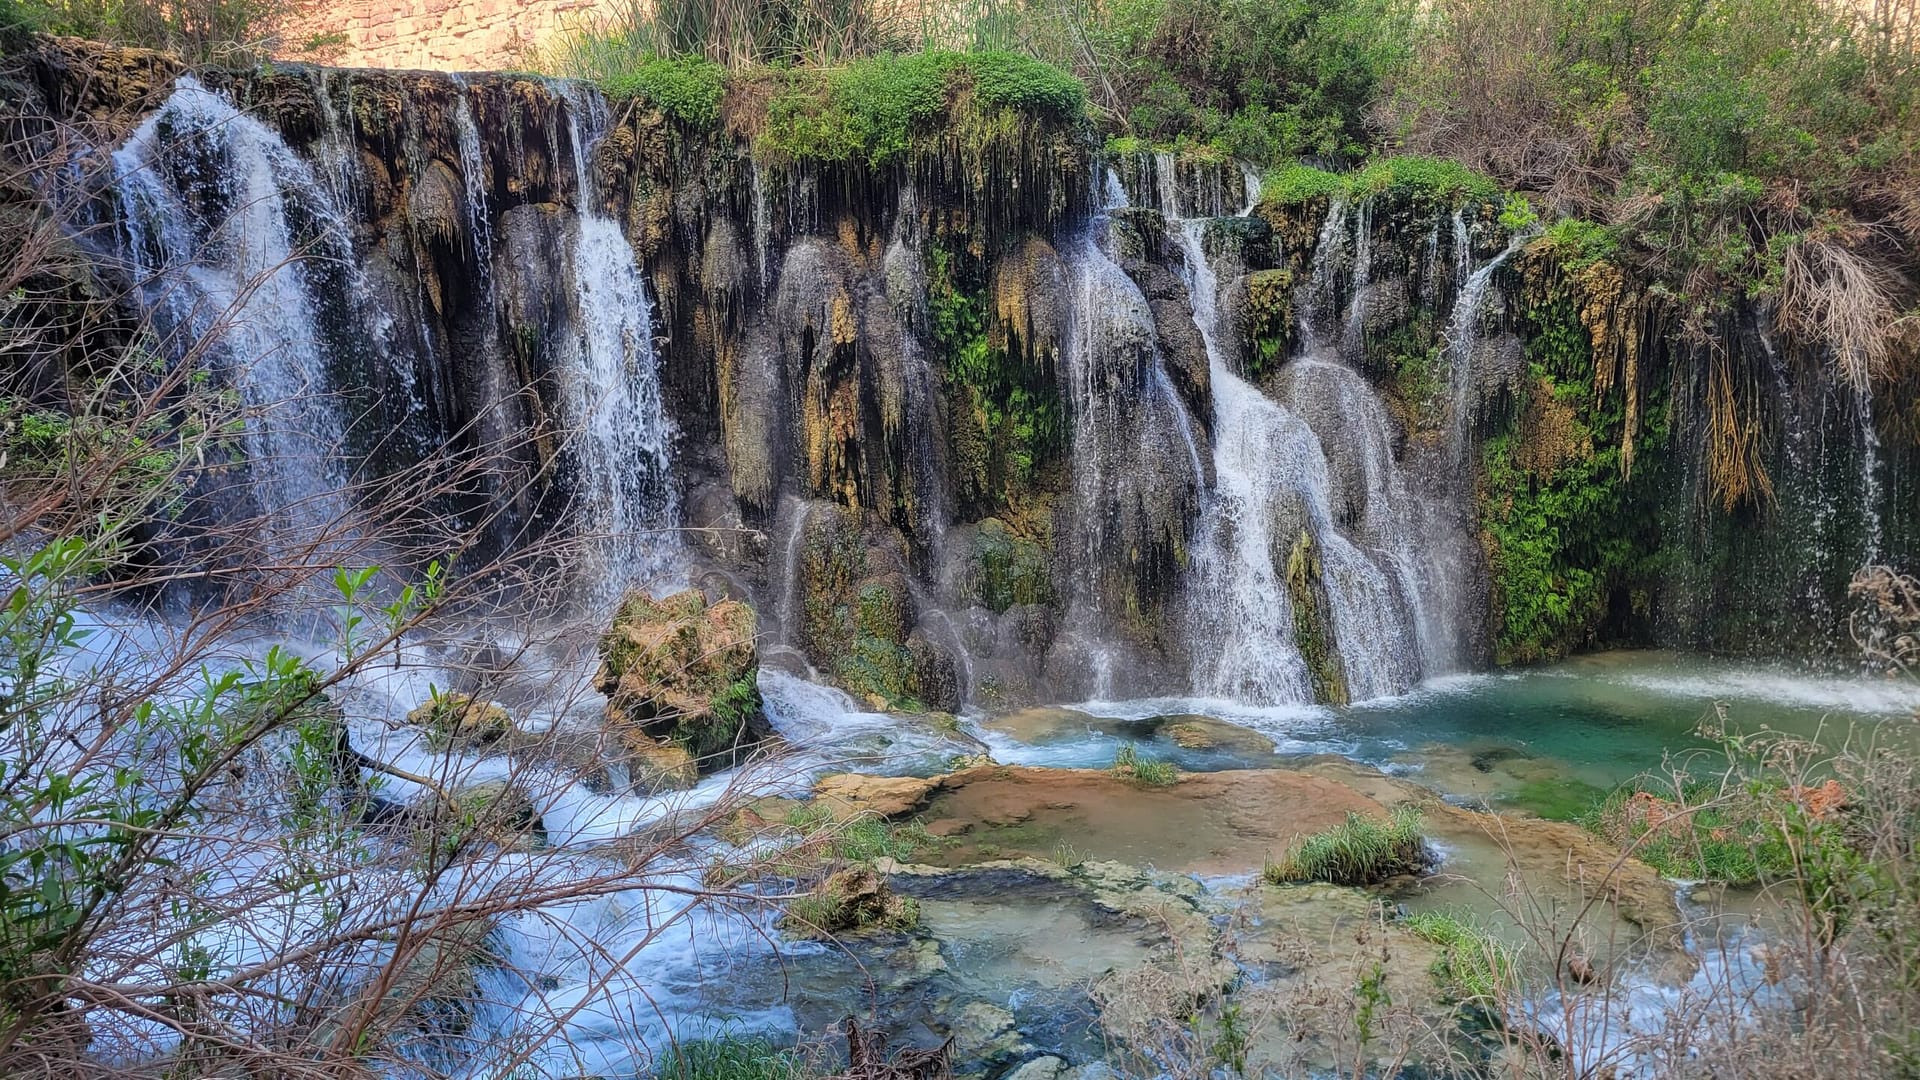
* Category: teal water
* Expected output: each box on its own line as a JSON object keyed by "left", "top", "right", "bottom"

{"left": 972, "top": 651, "right": 1920, "bottom": 813}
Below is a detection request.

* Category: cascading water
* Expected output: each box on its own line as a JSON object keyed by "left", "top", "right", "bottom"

{"left": 1446, "top": 233, "right": 1526, "bottom": 469}
{"left": 1169, "top": 184, "right": 1431, "bottom": 701}
{"left": 110, "top": 77, "right": 363, "bottom": 552}
{"left": 1058, "top": 175, "right": 1208, "bottom": 654}
{"left": 556, "top": 86, "right": 678, "bottom": 594}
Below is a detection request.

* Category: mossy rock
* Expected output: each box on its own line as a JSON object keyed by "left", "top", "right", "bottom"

{"left": 1286, "top": 530, "right": 1348, "bottom": 706}
{"left": 973, "top": 517, "right": 1051, "bottom": 612}
{"left": 595, "top": 588, "right": 767, "bottom": 774}
{"left": 779, "top": 866, "right": 919, "bottom": 939}
{"left": 412, "top": 780, "right": 544, "bottom": 855}
{"left": 406, "top": 693, "right": 512, "bottom": 752}
{"left": 1244, "top": 268, "right": 1296, "bottom": 380}
{"left": 630, "top": 740, "right": 701, "bottom": 791}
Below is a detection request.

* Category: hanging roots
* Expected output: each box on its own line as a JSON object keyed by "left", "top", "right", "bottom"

{"left": 1780, "top": 235, "right": 1917, "bottom": 390}
{"left": 1705, "top": 343, "right": 1773, "bottom": 511}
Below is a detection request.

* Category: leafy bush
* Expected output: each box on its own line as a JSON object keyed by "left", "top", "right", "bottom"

{"left": 1263, "top": 806, "right": 1429, "bottom": 885}
{"left": 1263, "top": 162, "right": 1346, "bottom": 205}
{"left": 758, "top": 50, "right": 1086, "bottom": 165}
{"left": 963, "top": 48, "right": 1085, "bottom": 117}
{"left": 599, "top": 55, "right": 728, "bottom": 126}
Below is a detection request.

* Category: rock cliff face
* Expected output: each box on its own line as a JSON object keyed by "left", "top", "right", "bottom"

{"left": 4, "top": 39, "right": 1912, "bottom": 709}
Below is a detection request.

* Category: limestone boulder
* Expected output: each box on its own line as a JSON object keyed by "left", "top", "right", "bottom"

{"left": 595, "top": 588, "right": 768, "bottom": 780}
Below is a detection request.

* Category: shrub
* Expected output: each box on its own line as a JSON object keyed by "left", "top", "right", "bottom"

{"left": 1263, "top": 162, "right": 1346, "bottom": 205}
{"left": 599, "top": 54, "right": 728, "bottom": 126}
{"left": 1263, "top": 806, "right": 1429, "bottom": 885}
{"left": 757, "top": 50, "right": 1086, "bottom": 165}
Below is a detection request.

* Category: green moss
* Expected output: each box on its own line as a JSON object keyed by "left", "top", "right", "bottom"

{"left": 598, "top": 55, "right": 727, "bottom": 126}
{"left": 1264, "top": 807, "right": 1429, "bottom": 886}
{"left": 974, "top": 518, "right": 1051, "bottom": 612}
{"left": 1243, "top": 268, "right": 1296, "bottom": 380}
{"left": 757, "top": 51, "right": 1085, "bottom": 166}
{"left": 1263, "top": 163, "right": 1346, "bottom": 206}
{"left": 1285, "top": 530, "right": 1347, "bottom": 706}
{"left": 928, "top": 244, "right": 1066, "bottom": 514}
{"left": 1480, "top": 281, "right": 1669, "bottom": 665}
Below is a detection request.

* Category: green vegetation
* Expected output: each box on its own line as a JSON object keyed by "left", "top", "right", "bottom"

{"left": 1, "top": 0, "right": 337, "bottom": 61}
{"left": 1404, "top": 909, "right": 1513, "bottom": 1003}
{"left": 659, "top": 1034, "right": 807, "bottom": 1080}
{"left": 758, "top": 50, "right": 1084, "bottom": 165}
{"left": 1263, "top": 806, "right": 1428, "bottom": 886}
{"left": 928, "top": 244, "right": 1067, "bottom": 516}
{"left": 1479, "top": 279, "right": 1670, "bottom": 664}
{"left": 1074, "top": 0, "right": 1414, "bottom": 163}
{"left": 1111, "top": 744, "right": 1179, "bottom": 787}
{"left": 1262, "top": 156, "right": 1499, "bottom": 209}
{"left": 1385, "top": 0, "right": 1920, "bottom": 378}
{"left": 599, "top": 55, "right": 727, "bottom": 125}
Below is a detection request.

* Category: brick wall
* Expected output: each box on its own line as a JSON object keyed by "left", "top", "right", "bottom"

{"left": 284, "top": 0, "right": 617, "bottom": 71}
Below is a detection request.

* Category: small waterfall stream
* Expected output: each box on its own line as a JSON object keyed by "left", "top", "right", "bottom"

{"left": 555, "top": 87, "right": 678, "bottom": 594}
{"left": 111, "top": 77, "right": 363, "bottom": 551}
{"left": 1059, "top": 175, "right": 1207, "bottom": 653}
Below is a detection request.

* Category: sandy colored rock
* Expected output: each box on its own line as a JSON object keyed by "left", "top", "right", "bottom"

{"left": 1159, "top": 715, "right": 1277, "bottom": 754}
{"left": 812, "top": 773, "right": 942, "bottom": 820}
{"left": 922, "top": 765, "right": 1389, "bottom": 875}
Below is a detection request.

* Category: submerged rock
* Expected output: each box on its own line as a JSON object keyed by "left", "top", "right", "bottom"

{"left": 595, "top": 588, "right": 768, "bottom": 782}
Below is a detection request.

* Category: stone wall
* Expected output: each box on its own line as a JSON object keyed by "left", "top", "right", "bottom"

{"left": 283, "top": 0, "right": 616, "bottom": 71}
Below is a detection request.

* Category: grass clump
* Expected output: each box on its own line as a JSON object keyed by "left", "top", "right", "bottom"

{"left": 659, "top": 1034, "right": 806, "bottom": 1080}
{"left": 1111, "top": 744, "right": 1179, "bottom": 787}
{"left": 1263, "top": 806, "right": 1429, "bottom": 886}
{"left": 598, "top": 55, "right": 728, "bottom": 126}
{"left": 1404, "top": 909, "right": 1514, "bottom": 1003}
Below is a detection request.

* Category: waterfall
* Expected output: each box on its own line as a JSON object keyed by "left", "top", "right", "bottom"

{"left": 1058, "top": 174, "right": 1207, "bottom": 661}
{"left": 882, "top": 179, "right": 949, "bottom": 551}
{"left": 1445, "top": 235, "right": 1523, "bottom": 469}
{"left": 110, "top": 77, "right": 364, "bottom": 551}
{"left": 451, "top": 80, "right": 495, "bottom": 288}
{"left": 1852, "top": 381, "right": 1885, "bottom": 565}
{"left": 1168, "top": 187, "right": 1430, "bottom": 703}
{"left": 557, "top": 86, "right": 678, "bottom": 593}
